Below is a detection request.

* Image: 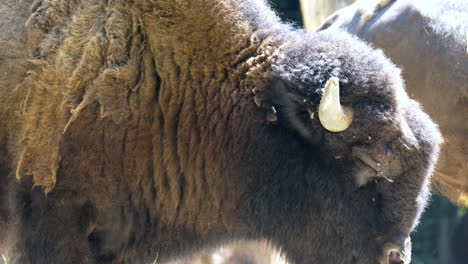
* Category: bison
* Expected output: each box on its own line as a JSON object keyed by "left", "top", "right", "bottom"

{"left": 0, "top": 0, "right": 442, "bottom": 263}
{"left": 317, "top": 0, "right": 468, "bottom": 207}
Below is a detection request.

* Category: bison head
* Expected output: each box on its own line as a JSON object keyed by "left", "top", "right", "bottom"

{"left": 248, "top": 30, "right": 442, "bottom": 264}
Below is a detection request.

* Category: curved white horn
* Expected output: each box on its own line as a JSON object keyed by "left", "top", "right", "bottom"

{"left": 318, "top": 77, "right": 354, "bottom": 132}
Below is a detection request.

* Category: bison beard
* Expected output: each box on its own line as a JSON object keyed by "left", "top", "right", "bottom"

{"left": 0, "top": 0, "right": 441, "bottom": 264}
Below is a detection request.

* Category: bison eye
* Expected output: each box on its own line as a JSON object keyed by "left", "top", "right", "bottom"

{"left": 351, "top": 143, "right": 401, "bottom": 187}
{"left": 352, "top": 146, "right": 382, "bottom": 187}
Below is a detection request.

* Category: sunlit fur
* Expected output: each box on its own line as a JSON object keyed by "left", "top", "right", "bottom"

{"left": 318, "top": 0, "right": 468, "bottom": 208}
{"left": 0, "top": 0, "right": 441, "bottom": 263}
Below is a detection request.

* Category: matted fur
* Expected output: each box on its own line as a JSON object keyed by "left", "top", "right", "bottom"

{"left": 0, "top": 0, "right": 442, "bottom": 263}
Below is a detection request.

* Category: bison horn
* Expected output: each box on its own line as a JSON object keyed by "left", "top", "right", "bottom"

{"left": 318, "top": 77, "right": 354, "bottom": 132}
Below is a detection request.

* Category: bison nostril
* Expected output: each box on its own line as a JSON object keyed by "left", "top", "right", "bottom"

{"left": 381, "top": 234, "right": 411, "bottom": 264}
{"left": 388, "top": 250, "right": 403, "bottom": 264}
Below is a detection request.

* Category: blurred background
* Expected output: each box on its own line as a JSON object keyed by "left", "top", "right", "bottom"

{"left": 267, "top": 0, "right": 467, "bottom": 264}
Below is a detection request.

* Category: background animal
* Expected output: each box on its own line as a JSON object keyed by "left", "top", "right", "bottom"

{"left": 0, "top": 0, "right": 442, "bottom": 263}
{"left": 316, "top": 0, "right": 468, "bottom": 207}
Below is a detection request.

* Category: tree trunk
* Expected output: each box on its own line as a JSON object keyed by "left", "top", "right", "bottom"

{"left": 299, "top": 0, "right": 355, "bottom": 31}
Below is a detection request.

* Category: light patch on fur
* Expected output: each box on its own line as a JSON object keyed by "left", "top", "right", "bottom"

{"left": 458, "top": 192, "right": 468, "bottom": 207}
{"left": 185, "top": 241, "right": 289, "bottom": 264}
{"left": 152, "top": 252, "right": 159, "bottom": 264}
{"left": 358, "top": 0, "right": 395, "bottom": 27}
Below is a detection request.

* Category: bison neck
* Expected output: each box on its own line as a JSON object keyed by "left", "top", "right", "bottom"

{"left": 141, "top": 0, "right": 293, "bottom": 88}
{"left": 1, "top": 0, "right": 311, "bottom": 261}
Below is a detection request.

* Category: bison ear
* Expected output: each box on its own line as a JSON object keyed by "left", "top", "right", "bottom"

{"left": 268, "top": 78, "right": 319, "bottom": 141}
{"left": 269, "top": 78, "right": 302, "bottom": 108}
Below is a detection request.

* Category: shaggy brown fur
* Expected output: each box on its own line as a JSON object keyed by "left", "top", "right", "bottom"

{"left": 0, "top": 0, "right": 441, "bottom": 263}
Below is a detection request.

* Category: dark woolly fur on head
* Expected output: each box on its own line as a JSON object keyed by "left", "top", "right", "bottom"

{"left": 269, "top": 31, "right": 405, "bottom": 144}
{"left": 317, "top": 0, "right": 466, "bottom": 207}
{"left": 0, "top": 0, "right": 441, "bottom": 264}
